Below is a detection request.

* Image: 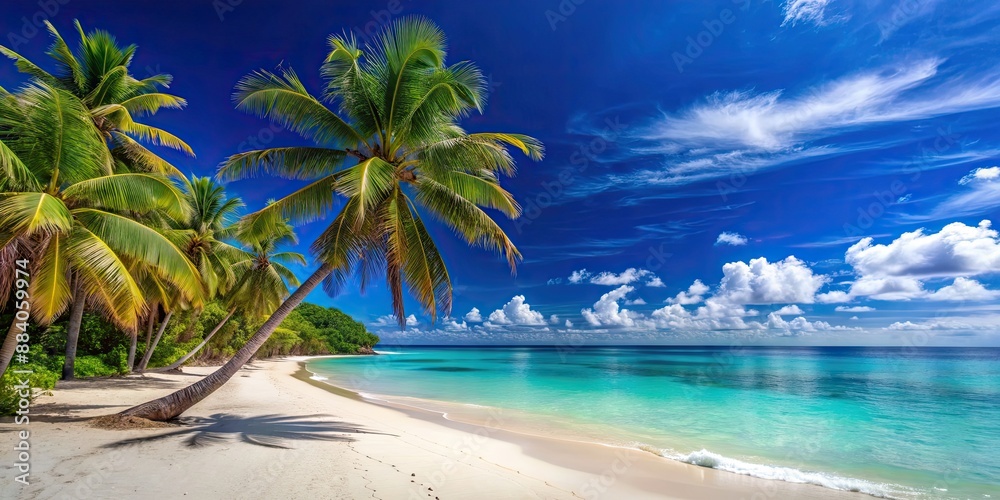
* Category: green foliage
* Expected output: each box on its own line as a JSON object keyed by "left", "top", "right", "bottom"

{"left": 72, "top": 355, "right": 121, "bottom": 377}
{"left": 117, "top": 301, "right": 377, "bottom": 367}
{"left": 0, "top": 346, "right": 58, "bottom": 416}
{"left": 260, "top": 303, "right": 378, "bottom": 357}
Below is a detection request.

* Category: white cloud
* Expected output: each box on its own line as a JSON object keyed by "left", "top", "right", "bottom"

{"left": 618, "top": 59, "right": 1000, "bottom": 188}
{"left": 846, "top": 221, "right": 1000, "bottom": 280}
{"left": 766, "top": 312, "right": 857, "bottom": 333}
{"left": 960, "top": 166, "right": 1000, "bottom": 184}
{"left": 781, "top": 0, "right": 833, "bottom": 26}
{"left": 487, "top": 296, "right": 547, "bottom": 326}
{"left": 914, "top": 168, "right": 1000, "bottom": 221}
{"left": 816, "top": 290, "right": 851, "bottom": 303}
{"left": 850, "top": 316, "right": 859, "bottom": 320}
{"left": 372, "top": 314, "right": 418, "bottom": 327}
{"left": 775, "top": 305, "right": 805, "bottom": 315}
{"left": 441, "top": 317, "right": 468, "bottom": 331}
{"left": 625, "top": 298, "right": 647, "bottom": 305}
{"left": 549, "top": 314, "right": 561, "bottom": 324}
{"left": 650, "top": 299, "right": 758, "bottom": 331}
{"left": 831, "top": 223, "right": 1000, "bottom": 302}
{"left": 926, "top": 277, "right": 1000, "bottom": 301}
{"left": 590, "top": 268, "right": 651, "bottom": 286}
{"left": 835, "top": 306, "right": 875, "bottom": 312}
{"left": 668, "top": 280, "right": 710, "bottom": 305}
{"left": 848, "top": 276, "right": 926, "bottom": 301}
{"left": 716, "top": 231, "right": 748, "bottom": 246}
{"left": 715, "top": 257, "right": 828, "bottom": 305}
{"left": 644, "top": 59, "right": 944, "bottom": 152}
{"left": 464, "top": 307, "right": 483, "bottom": 322}
{"left": 581, "top": 285, "right": 641, "bottom": 327}
{"left": 565, "top": 319, "right": 574, "bottom": 328}
{"left": 886, "top": 321, "right": 934, "bottom": 331}
{"left": 567, "top": 268, "right": 663, "bottom": 287}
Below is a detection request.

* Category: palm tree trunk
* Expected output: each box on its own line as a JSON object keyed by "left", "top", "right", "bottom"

{"left": 120, "top": 264, "right": 333, "bottom": 421}
{"left": 144, "top": 311, "right": 155, "bottom": 348}
{"left": 126, "top": 331, "right": 138, "bottom": 373}
{"left": 0, "top": 318, "right": 23, "bottom": 378}
{"left": 152, "top": 309, "right": 235, "bottom": 372}
{"left": 137, "top": 310, "right": 173, "bottom": 372}
{"left": 178, "top": 309, "right": 202, "bottom": 343}
{"left": 62, "top": 288, "right": 87, "bottom": 380}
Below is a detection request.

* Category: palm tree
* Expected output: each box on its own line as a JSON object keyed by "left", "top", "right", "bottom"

{"left": 0, "top": 20, "right": 194, "bottom": 176}
{"left": 0, "top": 21, "right": 198, "bottom": 378}
{"left": 132, "top": 176, "right": 247, "bottom": 370}
{"left": 153, "top": 212, "right": 305, "bottom": 372}
{"left": 119, "top": 17, "right": 541, "bottom": 420}
{"left": 0, "top": 82, "right": 201, "bottom": 379}
{"left": 173, "top": 176, "right": 246, "bottom": 305}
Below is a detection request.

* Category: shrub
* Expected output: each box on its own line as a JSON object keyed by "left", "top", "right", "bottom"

{"left": 0, "top": 359, "right": 58, "bottom": 417}
{"left": 72, "top": 356, "right": 120, "bottom": 378}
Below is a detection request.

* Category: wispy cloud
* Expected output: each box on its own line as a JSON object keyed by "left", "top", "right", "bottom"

{"left": 905, "top": 167, "right": 1000, "bottom": 222}
{"left": 587, "top": 58, "right": 1000, "bottom": 191}
{"left": 782, "top": 0, "right": 838, "bottom": 27}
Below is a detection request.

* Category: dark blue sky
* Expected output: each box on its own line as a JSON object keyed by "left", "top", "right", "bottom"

{"left": 4, "top": 0, "right": 1000, "bottom": 345}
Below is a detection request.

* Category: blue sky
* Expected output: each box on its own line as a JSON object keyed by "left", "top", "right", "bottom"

{"left": 4, "top": 0, "right": 1000, "bottom": 345}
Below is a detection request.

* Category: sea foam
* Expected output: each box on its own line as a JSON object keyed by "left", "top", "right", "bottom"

{"left": 664, "top": 448, "right": 900, "bottom": 498}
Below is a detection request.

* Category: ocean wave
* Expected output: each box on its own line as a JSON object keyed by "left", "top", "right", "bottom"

{"left": 659, "top": 448, "right": 903, "bottom": 498}
{"left": 373, "top": 350, "right": 405, "bottom": 355}
{"left": 309, "top": 374, "right": 328, "bottom": 381}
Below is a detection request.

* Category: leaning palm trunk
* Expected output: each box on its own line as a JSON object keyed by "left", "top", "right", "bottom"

{"left": 62, "top": 289, "right": 87, "bottom": 380}
{"left": 0, "top": 319, "right": 23, "bottom": 378}
{"left": 120, "top": 264, "right": 333, "bottom": 420}
{"left": 126, "top": 332, "right": 138, "bottom": 373}
{"left": 151, "top": 309, "right": 235, "bottom": 373}
{"left": 136, "top": 311, "right": 173, "bottom": 372}
{"left": 144, "top": 313, "right": 155, "bottom": 349}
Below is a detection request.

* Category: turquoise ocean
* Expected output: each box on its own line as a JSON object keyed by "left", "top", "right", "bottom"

{"left": 306, "top": 346, "right": 1000, "bottom": 499}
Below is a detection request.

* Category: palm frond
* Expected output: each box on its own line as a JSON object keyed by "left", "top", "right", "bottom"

{"left": 72, "top": 208, "right": 202, "bottom": 302}
{"left": 119, "top": 93, "right": 187, "bottom": 117}
{"left": 0, "top": 138, "right": 40, "bottom": 192}
{"left": 383, "top": 189, "right": 452, "bottom": 324}
{"left": 414, "top": 177, "right": 521, "bottom": 271}
{"left": 270, "top": 251, "right": 308, "bottom": 267}
{"left": 94, "top": 104, "right": 194, "bottom": 155}
{"left": 0, "top": 45, "right": 58, "bottom": 85}
{"left": 67, "top": 226, "right": 145, "bottom": 328}
{"left": 109, "top": 132, "right": 186, "bottom": 178}
{"left": 62, "top": 173, "right": 190, "bottom": 220}
{"left": 15, "top": 82, "right": 112, "bottom": 185}
{"left": 336, "top": 157, "right": 395, "bottom": 226}
{"left": 234, "top": 68, "right": 367, "bottom": 148}
{"left": 239, "top": 175, "right": 338, "bottom": 231}
{"left": 0, "top": 192, "right": 73, "bottom": 236}
{"left": 29, "top": 233, "right": 71, "bottom": 325}
{"left": 218, "top": 147, "right": 348, "bottom": 181}
{"left": 421, "top": 169, "right": 520, "bottom": 218}
{"left": 43, "top": 20, "right": 85, "bottom": 92}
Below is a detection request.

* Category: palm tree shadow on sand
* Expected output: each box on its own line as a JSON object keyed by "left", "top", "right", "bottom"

{"left": 103, "top": 413, "right": 392, "bottom": 449}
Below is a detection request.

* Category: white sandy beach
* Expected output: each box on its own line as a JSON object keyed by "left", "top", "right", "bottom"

{"left": 1, "top": 358, "right": 870, "bottom": 500}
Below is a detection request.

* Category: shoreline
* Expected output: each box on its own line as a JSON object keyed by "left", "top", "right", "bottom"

{"left": 2, "top": 356, "right": 869, "bottom": 499}
{"left": 297, "top": 356, "right": 888, "bottom": 500}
